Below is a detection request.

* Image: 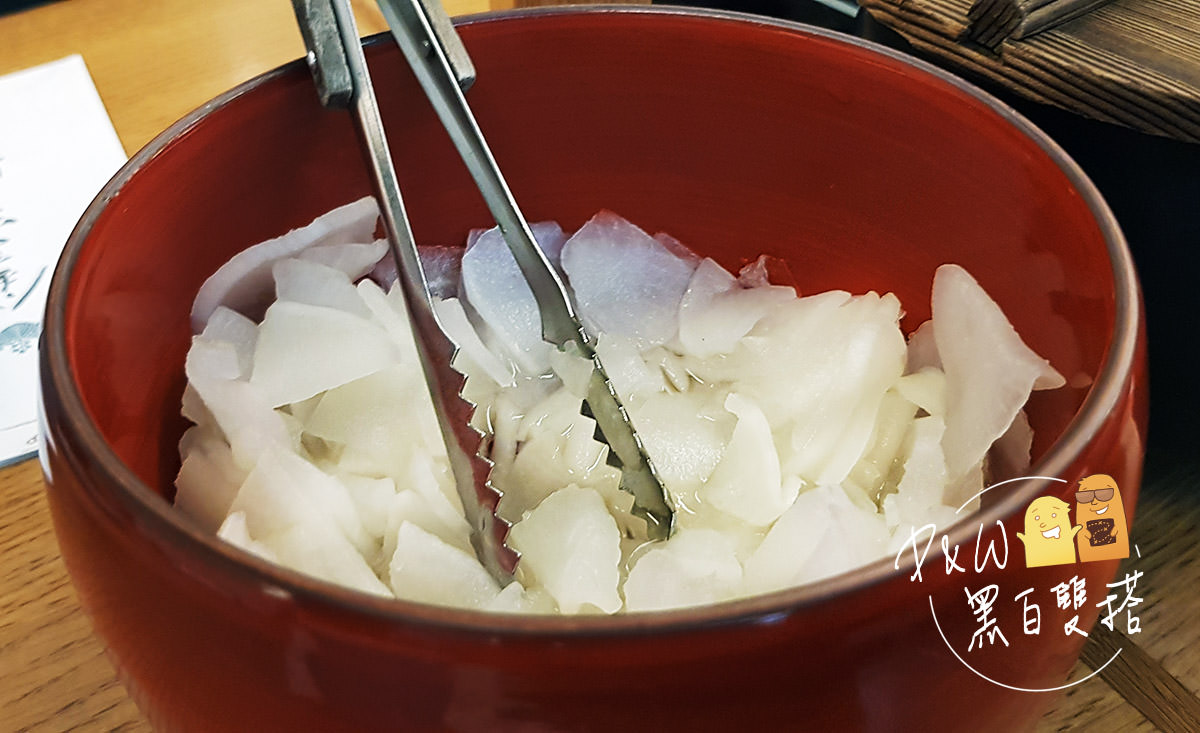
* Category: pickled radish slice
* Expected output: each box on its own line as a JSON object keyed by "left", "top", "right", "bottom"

{"left": 932, "top": 264, "right": 1065, "bottom": 483}
{"left": 191, "top": 196, "right": 380, "bottom": 331}
{"left": 623, "top": 529, "right": 743, "bottom": 611}
{"left": 507, "top": 486, "right": 623, "bottom": 614}
{"left": 250, "top": 301, "right": 398, "bottom": 407}
{"left": 561, "top": 210, "right": 697, "bottom": 347}
{"left": 699, "top": 394, "right": 791, "bottom": 526}
{"left": 460, "top": 221, "right": 567, "bottom": 374}
{"left": 177, "top": 205, "right": 1062, "bottom": 614}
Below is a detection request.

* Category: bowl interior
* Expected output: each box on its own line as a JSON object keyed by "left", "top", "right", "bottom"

{"left": 62, "top": 9, "right": 1115, "bottom": 572}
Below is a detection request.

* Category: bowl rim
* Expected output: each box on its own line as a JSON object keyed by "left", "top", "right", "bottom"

{"left": 43, "top": 4, "right": 1139, "bottom": 637}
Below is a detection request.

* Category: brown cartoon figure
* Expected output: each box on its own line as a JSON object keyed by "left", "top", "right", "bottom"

{"left": 1075, "top": 474, "right": 1130, "bottom": 563}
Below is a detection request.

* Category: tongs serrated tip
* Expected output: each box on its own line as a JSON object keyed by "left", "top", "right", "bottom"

{"left": 291, "top": 0, "right": 673, "bottom": 587}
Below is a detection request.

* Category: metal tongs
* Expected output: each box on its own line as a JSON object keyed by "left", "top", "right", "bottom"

{"left": 291, "top": 0, "right": 673, "bottom": 583}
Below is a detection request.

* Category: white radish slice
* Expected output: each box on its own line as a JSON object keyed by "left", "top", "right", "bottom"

{"left": 263, "top": 520, "right": 393, "bottom": 597}
{"left": 230, "top": 447, "right": 372, "bottom": 556}
{"left": 419, "top": 245, "right": 466, "bottom": 300}
{"left": 431, "top": 296, "right": 516, "bottom": 386}
{"left": 946, "top": 459, "right": 985, "bottom": 513}
{"left": 191, "top": 196, "right": 379, "bottom": 331}
{"left": 176, "top": 426, "right": 248, "bottom": 532}
{"left": 895, "top": 366, "right": 947, "bottom": 417}
{"left": 177, "top": 419, "right": 218, "bottom": 457}
{"left": 303, "top": 365, "right": 441, "bottom": 478}
{"left": 508, "top": 486, "right": 623, "bottom": 614}
{"left": 286, "top": 393, "right": 324, "bottom": 425}
{"left": 560, "top": 211, "right": 697, "bottom": 348}
{"left": 459, "top": 221, "right": 567, "bottom": 374}
{"left": 742, "top": 485, "right": 835, "bottom": 595}
{"left": 388, "top": 522, "right": 500, "bottom": 608}
{"left": 560, "top": 412, "right": 610, "bottom": 483}
{"left": 932, "top": 264, "right": 1065, "bottom": 483}
{"left": 273, "top": 257, "right": 370, "bottom": 318}
{"left": 250, "top": 300, "right": 398, "bottom": 407}
{"left": 666, "top": 503, "right": 769, "bottom": 565}
{"left": 762, "top": 293, "right": 906, "bottom": 485}
{"left": 887, "top": 415, "right": 948, "bottom": 528}
{"left": 499, "top": 390, "right": 616, "bottom": 519}
{"left": 678, "top": 289, "right": 852, "bottom": 413}
{"left": 298, "top": 239, "right": 388, "bottom": 281}
{"left": 195, "top": 380, "right": 295, "bottom": 471}
{"left": 185, "top": 336, "right": 242, "bottom": 384}
{"left": 652, "top": 231, "right": 701, "bottom": 267}
{"left": 905, "top": 319, "right": 941, "bottom": 373}
{"left": 200, "top": 307, "right": 258, "bottom": 379}
{"left": 547, "top": 346, "right": 594, "bottom": 399}
{"left": 845, "top": 389, "right": 919, "bottom": 496}
{"left": 623, "top": 529, "right": 742, "bottom": 612}
{"left": 216, "top": 511, "right": 279, "bottom": 563}
{"left": 381, "top": 488, "right": 473, "bottom": 564}
{"left": 402, "top": 450, "right": 468, "bottom": 537}
{"left": 185, "top": 338, "right": 294, "bottom": 469}
{"left": 806, "top": 380, "right": 892, "bottom": 488}
{"left": 368, "top": 244, "right": 463, "bottom": 298}
{"left": 339, "top": 473, "right": 399, "bottom": 541}
{"left": 512, "top": 385, "right": 583, "bottom": 443}
{"left": 676, "top": 258, "right": 795, "bottom": 359}
{"left": 736, "top": 254, "right": 791, "bottom": 289}
{"left": 630, "top": 390, "right": 732, "bottom": 502}
{"left": 180, "top": 383, "right": 213, "bottom": 426}
{"left": 700, "top": 393, "right": 792, "bottom": 526}
{"left": 485, "top": 581, "right": 557, "bottom": 614}
{"left": 357, "top": 279, "right": 423, "bottom": 366}
{"left": 502, "top": 421, "right": 613, "bottom": 519}
{"left": 807, "top": 485, "right": 891, "bottom": 581}
{"left": 744, "top": 483, "right": 890, "bottom": 593}
{"left": 990, "top": 408, "right": 1034, "bottom": 479}
{"left": 592, "top": 334, "right": 668, "bottom": 403}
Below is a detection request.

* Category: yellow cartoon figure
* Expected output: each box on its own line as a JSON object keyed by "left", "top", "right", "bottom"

{"left": 1017, "top": 496, "right": 1079, "bottom": 567}
{"left": 1075, "top": 474, "right": 1130, "bottom": 563}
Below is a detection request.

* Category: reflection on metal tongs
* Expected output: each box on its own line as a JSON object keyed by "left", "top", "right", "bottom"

{"left": 291, "top": 0, "right": 673, "bottom": 585}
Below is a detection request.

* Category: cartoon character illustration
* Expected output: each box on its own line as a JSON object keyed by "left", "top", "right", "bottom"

{"left": 1017, "top": 496, "right": 1080, "bottom": 568}
{"left": 1075, "top": 474, "right": 1130, "bottom": 563}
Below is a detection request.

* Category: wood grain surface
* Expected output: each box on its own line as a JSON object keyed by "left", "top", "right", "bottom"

{"left": 1, "top": 0, "right": 1196, "bottom": 731}
{"left": 966, "top": 0, "right": 1116, "bottom": 48}
{"left": 859, "top": 0, "right": 1200, "bottom": 142}
{"left": 1039, "top": 460, "right": 1200, "bottom": 732}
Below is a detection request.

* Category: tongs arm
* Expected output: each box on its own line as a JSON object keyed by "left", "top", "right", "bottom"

{"left": 291, "top": 0, "right": 518, "bottom": 581}
{"left": 291, "top": 0, "right": 673, "bottom": 548}
{"left": 378, "top": 0, "right": 674, "bottom": 537}
{"left": 376, "top": 0, "right": 580, "bottom": 348}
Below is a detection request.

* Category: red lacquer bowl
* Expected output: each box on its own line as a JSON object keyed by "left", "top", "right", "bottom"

{"left": 39, "top": 7, "right": 1146, "bottom": 731}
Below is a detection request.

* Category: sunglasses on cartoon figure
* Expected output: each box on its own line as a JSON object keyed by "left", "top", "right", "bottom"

{"left": 1077, "top": 488, "right": 1116, "bottom": 503}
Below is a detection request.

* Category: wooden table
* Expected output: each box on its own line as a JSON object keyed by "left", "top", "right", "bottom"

{"left": 2, "top": 0, "right": 1197, "bottom": 730}
{"left": 857, "top": 0, "right": 1200, "bottom": 142}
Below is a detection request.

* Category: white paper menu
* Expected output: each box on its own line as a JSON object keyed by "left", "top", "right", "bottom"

{"left": 0, "top": 55, "right": 127, "bottom": 466}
